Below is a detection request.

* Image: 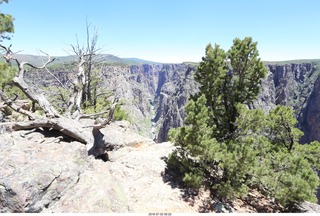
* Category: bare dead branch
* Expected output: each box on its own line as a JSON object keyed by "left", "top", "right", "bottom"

{"left": 0, "top": 90, "right": 40, "bottom": 120}
{"left": 0, "top": 44, "right": 13, "bottom": 65}
{"left": 0, "top": 45, "right": 61, "bottom": 118}
{"left": 0, "top": 101, "right": 7, "bottom": 109}
{"left": 78, "top": 109, "right": 110, "bottom": 120}
{"left": 24, "top": 53, "right": 56, "bottom": 70}
{"left": 43, "top": 67, "right": 67, "bottom": 90}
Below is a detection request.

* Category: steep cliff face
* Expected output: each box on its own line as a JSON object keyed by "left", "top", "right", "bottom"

{"left": 24, "top": 61, "right": 320, "bottom": 144}
{"left": 149, "top": 62, "right": 320, "bottom": 143}
{"left": 299, "top": 75, "right": 320, "bottom": 143}
{"left": 25, "top": 64, "right": 197, "bottom": 141}
{"left": 266, "top": 63, "right": 317, "bottom": 109}
{"left": 259, "top": 63, "right": 319, "bottom": 143}
{"left": 96, "top": 64, "right": 199, "bottom": 140}
{"left": 152, "top": 64, "right": 198, "bottom": 142}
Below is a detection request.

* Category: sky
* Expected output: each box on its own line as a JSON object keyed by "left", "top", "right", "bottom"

{"left": 1, "top": 0, "right": 320, "bottom": 63}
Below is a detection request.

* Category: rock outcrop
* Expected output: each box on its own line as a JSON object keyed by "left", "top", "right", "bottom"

{"left": 298, "top": 201, "right": 320, "bottom": 213}
{"left": 0, "top": 122, "right": 198, "bottom": 213}
{"left": 257, "top": 63, "right": 319, "bottom": 143}
{"left": 0, "top": 127, "right": 128, "bottom": 213}
{"left": 2, "top": 123, "right": 319, "bottom": 213}
{"left": 108, "top": 142, "right": 197, "bottom": 212}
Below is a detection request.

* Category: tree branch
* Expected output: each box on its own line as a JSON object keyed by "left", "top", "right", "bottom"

{"left": 0, "top": 90, "right": 40, "bottom": 120}
{"left": 1, "top": 45, "right": 61, "bottom": 118}
{"left": 78, "top": 109, "right": 110, "bottom": 120}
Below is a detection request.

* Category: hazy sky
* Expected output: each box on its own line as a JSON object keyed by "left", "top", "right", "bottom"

{"left": 2, "top": 0, "right": 320, "bottom": 63}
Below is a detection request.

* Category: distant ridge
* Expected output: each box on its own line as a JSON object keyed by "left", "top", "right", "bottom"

{"left": 263, "top": 59, "right": 320, "bottom": 65}
{"left": 122, "top": 57, "right": 161, "bottom": 65}
{"left": 4, "top": 54, "right": 320, "bottom": 66}
{"left": 9, "top": 54, "right": 163, "bottom": 66}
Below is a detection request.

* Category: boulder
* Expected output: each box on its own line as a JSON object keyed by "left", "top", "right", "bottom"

{"left": 100, "top": 120, "right": 154, "bottom": 150}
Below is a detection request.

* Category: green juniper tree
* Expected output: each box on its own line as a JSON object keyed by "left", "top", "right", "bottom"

{"left": 0, "top": 0, "right": 14, "bottom": 41}
{"left": 194, "top": 37, "right": 267, "bottom": 141}
{"left": 0, "top": 0, "right": 25, "bottom": 117}
{"left": 168, "top": 37, "right": 320, "bottom": 210}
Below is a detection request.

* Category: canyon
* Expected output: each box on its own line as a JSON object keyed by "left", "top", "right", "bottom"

{"left": 2, "top": 58, "right": 320, "bottom": 213}
{"left": 25, "top": 60, "right": 320, "bottom": 144}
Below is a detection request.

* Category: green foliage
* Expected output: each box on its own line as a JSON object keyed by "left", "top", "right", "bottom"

{"left": 195, "top": 37, "right": 267, "bottom": 141}
{"left": 113, "top": 104, "right": 130, "bottom": 121}
{"left": 0, "top": 62, "right": 24, "bottom": 98}
{"left": 0, "top": 62, "right": 14, "bottom": 89}
{"left": 0, "top": 0, "right": 14, "bottom": 41}
{"left": 168, "top": 95, "right": 218, "bottom": 187}
{"left": 169, "top": 37, "right": 320, "bottom": 209}
{"left": 228, "top": 37, "right": 267, "bottom": 103}
{"left": 266, "top": 105, "right": 304, "bottom": 152}
{"left": 0, "top": 62, "right": 28, "bottom": 118}
{"left": 82, "top": 95, "right": 129, "bottom": 122}
{"left": 82, "top": 94, "right": 111, "bottom": 115}
{"left": 255, "top": 149, "right": 319, "bottom": 207}
{"left": 294, "top": 141, "right": 320, "bottom": 170}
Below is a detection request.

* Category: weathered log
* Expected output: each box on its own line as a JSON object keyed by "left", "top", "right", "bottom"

{"left": 11, "top": 117, "right": 114, "bottom": 157}
{"left": 13, "top": 117, "right": 94, "bottom": 151}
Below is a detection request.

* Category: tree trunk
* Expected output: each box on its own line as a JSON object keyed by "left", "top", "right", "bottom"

{"left": 13, "top": 118, "right": 92, "bottom": 146}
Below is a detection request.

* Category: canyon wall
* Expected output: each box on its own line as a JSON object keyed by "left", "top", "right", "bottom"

{"left": 25, "top": 61, "right": 320, "bottom": 144}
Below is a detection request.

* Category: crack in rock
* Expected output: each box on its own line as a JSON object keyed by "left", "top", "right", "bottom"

{"left": 41, "top": 174, "right": 61, "bottom": 192}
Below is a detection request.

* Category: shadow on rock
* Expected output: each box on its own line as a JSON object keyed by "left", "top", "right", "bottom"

{"left": 160, "top": 155, "right": 215, "bottom": 213}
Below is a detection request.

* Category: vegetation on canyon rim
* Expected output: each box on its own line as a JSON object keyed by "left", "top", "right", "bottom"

{"left": 168, "top": 37, "right": 320, "bottom": 209}
{"left": 1, "top": 0, "right": 320, "bottom": 212}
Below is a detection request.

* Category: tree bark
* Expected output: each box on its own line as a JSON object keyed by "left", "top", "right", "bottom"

{"left": 13, "top": 118, "right": 92, "bottom": 146}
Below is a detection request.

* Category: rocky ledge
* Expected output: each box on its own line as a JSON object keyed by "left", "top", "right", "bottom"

{"left": 0, "top": 121, "right": 195, "bottom": 213}
{"left": 0, "top": 121, "right": 319, "bottom": 213}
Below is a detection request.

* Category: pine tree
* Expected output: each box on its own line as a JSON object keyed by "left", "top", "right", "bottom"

{"left": 195, "top": 37, "right": 267, "bottom": 141}
{"left": 0, "top": 0, "right": 14, "bottom": 41}
{"left": 168, "top": 37, "right": 320, "bottom": 210}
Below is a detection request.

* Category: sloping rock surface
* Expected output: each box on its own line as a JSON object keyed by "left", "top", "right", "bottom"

{"left": 1, "top": 121, "right": 320, "bottom": 213}
{"left": 0, "top": 122, "right": 197, "bottom": 213}
{"left": 0, "top": 128, "right": 128, "bottom": 213}
{"left": 298, "top": 201, "right": 320, "bottom": 213}
{"left": 108, "top": 141, "right": 196, "bottom": 212}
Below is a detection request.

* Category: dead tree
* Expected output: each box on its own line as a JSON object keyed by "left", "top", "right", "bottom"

{"left": 0, "top": 44, "right": 117, "bottom": 157}
{"left": 68, "top": 22, "right": 102, "bottom": 110}
{"left": 65, "top": 51, "right": 86, "bottom": 119}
